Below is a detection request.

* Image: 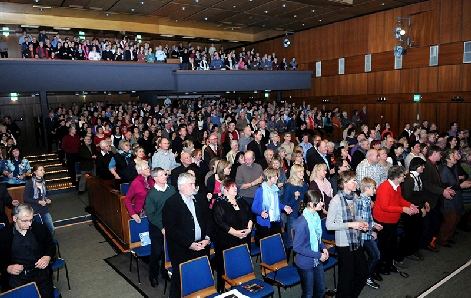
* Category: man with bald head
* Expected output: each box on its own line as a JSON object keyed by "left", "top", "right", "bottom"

{"left": 235, "top": 150, "right": 264, "bottom": 206}
{"left": 170, "top": 151, "right": 194, "bottom": 188}
{"left": 356, "top": 149, "right": 385, "bottom": 187}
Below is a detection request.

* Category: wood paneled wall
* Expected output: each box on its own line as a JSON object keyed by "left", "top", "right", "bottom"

{"left": 254, "top": 0, "right": 471, "bottom": 137}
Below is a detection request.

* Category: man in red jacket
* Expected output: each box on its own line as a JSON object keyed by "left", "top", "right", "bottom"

{"left": 61, "top": 125, "right": 81, "bottom": 187}
{"left": 373, "top": 165, "right": 419, "bottom": 275}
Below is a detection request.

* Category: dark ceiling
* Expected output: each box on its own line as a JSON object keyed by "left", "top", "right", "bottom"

{"left": 1, "top": 0, "right": 426, "bottom": 42}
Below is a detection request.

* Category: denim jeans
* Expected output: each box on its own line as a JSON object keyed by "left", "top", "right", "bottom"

{"left": 363, "top": 239, "right": 380, "bottom": 277}
{"left": 283, "top": 215, "right": 298, "bottom": 249}
{"left": 41, "top": 213, "right": 55, "bottom": 237}
{"left": 296, "top": 263, "right": 325, "bottom": 298}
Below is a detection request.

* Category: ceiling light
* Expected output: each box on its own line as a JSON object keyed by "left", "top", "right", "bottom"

{"left": 182, "top": 7, "right": 185, "bottom": 10}
{"left": 311, "top": 9, "right": 315, "bottom": 12}
{"left": 282, "top": 4, "right": 286, "bottom": 8}
{"left": 294, "top": 15, "right": 297, "bottom": 17}
{"left": 105, "top": 13, "right": 109, "bottom": 17}
{"left": 131, "top": 8, "right": 135, "bottom": 12}
{"left": 160, "top": 34, "right": 174, "bottom": 37}
{"left": 380, "top": 2, "right": 385, "bottom": 5}
{"left": 21, "top": 25, "right": 39, "bottom": 28}
{"left": 318, "top": 19, "right": 322, "bottom": 22}
{"left": 182, "top": 36, "right": 195, "bottom": 39}
{"left": 140, "top": 1, "right": 145, "bottom": 4}
{"left": 53, "top": 27, "right": 71, "bottom": 31}
{"left": 204, "top": 17, "right": 208, "bottom": 20}
{"left": 33, "top": 5, "right": 51, "bottom": 9}
{"left": 265, "top": 10, "right": 268, "bottom": 13}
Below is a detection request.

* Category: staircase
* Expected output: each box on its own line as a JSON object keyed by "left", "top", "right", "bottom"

{"left": 26, "top": 153, "right": 75, "bottom": 193}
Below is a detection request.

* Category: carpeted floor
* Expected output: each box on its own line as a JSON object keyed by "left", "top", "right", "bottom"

{"left": 104, "top": 252, "right": 168, "bottom": 298}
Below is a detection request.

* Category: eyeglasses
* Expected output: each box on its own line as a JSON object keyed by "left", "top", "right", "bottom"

{"left": 347, "top": 179, "right": 358, "bottom": 184}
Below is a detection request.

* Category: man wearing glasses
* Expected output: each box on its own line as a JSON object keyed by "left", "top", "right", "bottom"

{"left": 0, "top": 204, "right": 55, "bottom": 297}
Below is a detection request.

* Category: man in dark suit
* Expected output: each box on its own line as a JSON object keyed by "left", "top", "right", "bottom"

{"left": 44, "top": 111, "right": 57, "bottom": 153}
{"left": 306, "top": 140, "right": 335, "bottom": 179}
{"left": 247, "top": 130, "right": 267, "bottom": 165}
{"left": 203, "top": 133, "right": 221, "bottom": 166}
{"left": 78, "top": 136, "right": 97, "bottom": 195}
{"left": 162, "top": 172, "right": 212, "bottom": 298}
{"left": 0, "top": 204, "right": 56, "bottom": 297}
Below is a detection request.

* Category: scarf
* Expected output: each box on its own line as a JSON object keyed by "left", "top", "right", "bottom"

{"left": 32, "top": 176, "right": 47, "bottom": 201}
{"left": 338, "top": 190, "right": 361, "bottom": 251}
{"left": 261, "top": 182, "right": 280, "bottom": 222}
{"left": 302, "top": 208, "right": 322, "bottom": 266}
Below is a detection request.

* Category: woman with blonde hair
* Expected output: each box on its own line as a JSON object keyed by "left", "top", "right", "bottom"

{"left": 283, "top": 164, "right": 308, "bottom": 260}
{"left": 309, "top": 163, "right": 334, "bottom": 217}
{"left": 252, "top": 168, "right": 293, "bottom": 241}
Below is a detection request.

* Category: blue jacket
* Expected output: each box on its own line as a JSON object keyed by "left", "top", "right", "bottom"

{"left": 283, "top": 183, "right": 308, "bottom": 220}
{"left": 293, "top": 215, "right": 327, "bottom": 269}
{"left": 252, "top": 186, "right": 286, "bottom": 228}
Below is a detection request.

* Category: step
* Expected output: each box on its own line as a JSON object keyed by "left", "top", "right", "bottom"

{"left": 25, "top": 153, "right": 57, "bottom": 161}
{"left": 29, "top": 157, "right": 60, "bottom": 164}
{"left": 45, "top": 172, "right": 70, "bottom": 180}
{"left": 47, "top": 181, "right": 74, "bottom": 191}
{"left": 45, "top": 176, "right": 72, "bottom": 183}
{"left": 45, "top": 168, "right": 68, "bottom": 175}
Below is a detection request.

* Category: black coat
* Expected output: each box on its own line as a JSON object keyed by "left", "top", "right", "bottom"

{"left": 0, "top": 222, "right": 56, "bottom": 291}
{"left": 247, "top": 140, "right": 267, "bottom": 166}
{"left": 306, "top": 148, "right": 334, "bottom": 179}
{"left": 78, "top": 143, "right": 97, "bottom": 171}
{"left": 95, "top": 151, "right": 114, "bottom": 180}
{"left": 162, "top": 192, "right": 213, "bottom": 266}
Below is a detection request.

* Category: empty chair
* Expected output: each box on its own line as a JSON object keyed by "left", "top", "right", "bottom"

{"left": 128, "top": 217, "right": 151, "bottom": 284}
{"left": 321, "top": 219, "right": 337, "bottom": 255}
{"left": 120, "top": 183, "right": 130, "bottom": 195}
{"left": 0, "top": 282, "right": 40, "bottom": 298}
{"left": 223, "top": 244, "right": 274, "bottom": 297}
{"left": 180, "top": 256, "right": 218, "bottom": 298}
{"left": 259, "top": 233, "right": 300, "bottom": 297}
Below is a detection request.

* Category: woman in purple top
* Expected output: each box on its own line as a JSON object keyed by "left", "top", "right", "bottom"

{"left": 124, "top": 160, "right": 154, "bottom": 223}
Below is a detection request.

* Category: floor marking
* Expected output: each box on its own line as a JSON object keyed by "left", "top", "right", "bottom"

{"left": 417, "top": 259, "right": 471, "bottom": 297}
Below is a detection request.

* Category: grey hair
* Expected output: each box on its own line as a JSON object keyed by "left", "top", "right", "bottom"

{"left": 13, "top": 204, "right": 33, "bottom": 217}
{"left": 177, "top": 172, "right": 196, "bottom": 190}
{"left": 99, "top": 140, "right": 108, "bottom": 149}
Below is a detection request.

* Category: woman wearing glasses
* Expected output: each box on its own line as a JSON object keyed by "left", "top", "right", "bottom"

{"left": 124, "top": 160, "right": 154, "bottom": 223}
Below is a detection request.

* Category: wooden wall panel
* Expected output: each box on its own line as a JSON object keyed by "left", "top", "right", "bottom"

{"left": 382, "top": 70, "right": 401, "bottom": 94}
{"left": 383, "top": 10, "right": 398, "bottom": 56}
{"left": 321, "top": 59, "right": 339, "bottom": 77}
{"left": 325, "top": 24, "right": 336, "bottom": 60}
{"left": 438, "top": 65, "right": 461, "bottom": 92}
{"left": 439, "top": 42, "right": 464, "bottom": 65}
{"left": 418, "top": 67, "right": 438, "bottom": 93}
{"left": 399, "top": 103, "right": 419, "bottom": 127}
{"left": 333, "top": 22, "right": 342, "bottom": 59}
{"left": 352, "top": 73, "right": 367, "bottom": 95}
{"left": 462, "top": 0, "right": 471, "bottom": 41}
{"left": 345, "top": 55, "right": 365, "bottom": 74}
{"left": 338, "top": 75, "right": 349, "bottom": 96}
{"left": 367, "top": 72, "right": 383, "bottom": 95}
{"left": 367, "top": 12, "right": 385, "bottom": 53}
{"left": 371, "top": 52, "right": 394, "bottom": 72}
{"left": 439, "top": 0, "right": 463, "bottom": 44}
{"left": 381, "top": 104, "right": 400, "bottom": 134}
{"left": 400, "top": 68, "right": 419, "bottom": 94}
{"left": 417, "top": 103, "right": 437, "bottom": 127}
{"left": 410, "top": 10, "right": 437, "bottom": 47}
{"left": 402, "top": 47, "right": 430, "bottom": 69}
{"left": 461, "top": 64, "right": 471, "bottom": 91}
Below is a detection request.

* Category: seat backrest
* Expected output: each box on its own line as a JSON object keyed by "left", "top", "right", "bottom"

{"left": 180, "top": 256, "right": 215, "bottom": 297}
{"left": 321, "top": 219, "right": 335, "bottom": 241}
{"left": 0, "top": 282, "right": 41, "bottom": 298}
{"left": 223, "top": 244, "right": 253, "bottom": 280}
{"left": 33, "top": 213, "right": 43, "bottom": 224}
{"left": 120, "top": 183, "right": 130, "bottom": 195}
{"left": 260, "top": 233, "right": 287, "bottom": 266}
{"left": 0, "top": 223, "right": 5, "bottom": 230}
{"left": 163, "top": 235, "right": 171, "bottom": 270}
{"left": 75, "top": 162, "right": 81, "bottom": 174}
{"left": 128, "top": 217, "right": 149, "bottom": 248}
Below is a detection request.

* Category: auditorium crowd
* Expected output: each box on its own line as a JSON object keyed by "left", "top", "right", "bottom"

{"left": 18, "top": 31, "right": 298, "bottom": 70}
{"left": 2, "top": 97, "right": 471, "bottom": 298}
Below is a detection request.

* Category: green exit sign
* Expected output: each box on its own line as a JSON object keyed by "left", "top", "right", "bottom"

{"left": 414, "top": 94, "right": 421, "bottom": 102}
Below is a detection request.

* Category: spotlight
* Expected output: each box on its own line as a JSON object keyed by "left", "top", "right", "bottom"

{"left": 394, "top": 27, "right": 406, "bottom": 39}
{"left": 283, "top": 38, "right": 291, "bottom": 48}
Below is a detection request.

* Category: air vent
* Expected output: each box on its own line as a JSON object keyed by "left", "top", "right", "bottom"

{"left": 430, "top": 45, "right": 438, "bottom": 66}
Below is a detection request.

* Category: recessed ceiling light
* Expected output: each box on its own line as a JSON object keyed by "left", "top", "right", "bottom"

{"left": 282, "top": 4, "right": 286, "bottom": 8}
{"left": 318, "top": 19, "right": 322, "bottom": 22}
{"left": 294, "top": 15, "right": 297, "bottom": 18}
{"left": 311, "top": 9, "right": 315, "bottom": 12}
{"left": 131, "top": 8, "right": 135, "bottom": 12}
{"left": 265, "top": 10, "right": 268, "bottom": 13}
{"left": 380, "top": 2, "right": 385, "bottom": 5}
{"left": 204, "top": 17, "right": 208, "bottom": 20}
{"left": 302, "top": 23, "right": 305, "bottom": 26}
{"left": 105, "top": 13, "right": 109, "bottom": 17}
{"left": 175, "top": 19, "right": 178, "bottom": 22}
{"left": 182, "top": 7, "right": 185, "bottom": 10}
{"left": 140, "top": 1, "right": 145, "bottom": 5}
